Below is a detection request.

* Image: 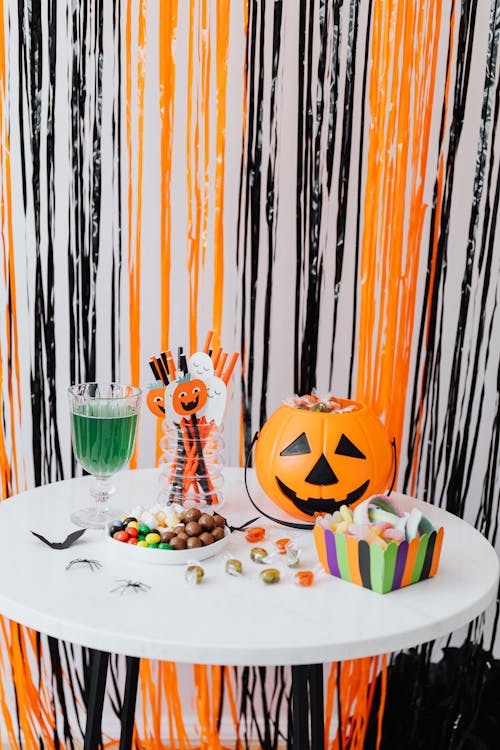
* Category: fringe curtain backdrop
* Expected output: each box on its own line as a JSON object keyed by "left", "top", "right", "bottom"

{"left": 0, "top": 0, "right": 499, "bottom": 747}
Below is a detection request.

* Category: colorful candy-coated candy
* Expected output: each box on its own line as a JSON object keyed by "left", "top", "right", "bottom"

{"left": 114, "top": 530, "right": 129, "bottom": 542}
{"left": 126, "top": 521, "right": 139, "bottom": 530}
{"left": 127, "top": 538, "right": 138, "bottom": 545}
{"left": 138, "top": 524, "right": 150, "bottom": 535}
{"left": 122, "top": 516, "right": 137, "bottom": 525}
{"left": 245, "top": 527, "right": 266, "bottom": 543}
{"left": 159, "top": 543, "right": 172, "bottom": 550}
{"left": 149, "top": 543, "right": 159, "bottom": 549}
{"left": 145, "top": 533, "right": 161, "bottom": 545}
{"left": 141, "top": 512, "right": 157, "bottom": 528}
{"left": 127, "top": 526, "right": 139, "bottom": 538}
{"left": 294, "top": 571, "right": 314, "bottom": 587}
{"left": 109, "top": 521, "right": 124, "bottom": 535}
{"left": 137, "top": 541, "right": 149, "bottom": 547}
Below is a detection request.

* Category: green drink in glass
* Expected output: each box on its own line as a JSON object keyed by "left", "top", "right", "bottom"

{"left": 68, "top": 383, "right": 141, "bottom": 529}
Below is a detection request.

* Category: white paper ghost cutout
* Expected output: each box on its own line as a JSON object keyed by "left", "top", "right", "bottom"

{"left": 197, "top": 375, "right": 227, "bottom": 425}
{"left": 163, "top": 382, "right": 178, "bottom": 427}
{"left": 188, "top": 351, "right": 214, "bottom": 379}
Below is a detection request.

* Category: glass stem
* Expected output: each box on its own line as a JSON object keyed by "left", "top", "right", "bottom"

{"left": 92, "top": 476, "right": 116, "bottom": 516}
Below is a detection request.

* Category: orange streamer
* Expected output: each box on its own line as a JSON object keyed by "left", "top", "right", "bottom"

{"left": 158, "top": 0, "right": 179, "bottom": 464}
{"left": 186, "top": 1, "right": 231, "bottom": 353}
{"left": 357, "top": 0, "right": 443, "bottom": 472}
{"left": 127, "top": 0, "right": 148, "bottom": 468}
{"left": 0, "top": 0, "right": 22, "bottom": 498}
{"left": 212, "top": 0, "right": 230, "bottom": 335}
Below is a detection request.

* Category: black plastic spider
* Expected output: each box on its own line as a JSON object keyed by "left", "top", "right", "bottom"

{"left": 65, "top": 558, "right": 102, "bottom": 571}
{"left": 110, "top": 579, "right": 151, "bottom": 595}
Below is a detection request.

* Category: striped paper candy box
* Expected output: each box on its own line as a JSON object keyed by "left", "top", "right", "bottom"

{"left": 313, "top": 523, "right": 444, "bottom": 594}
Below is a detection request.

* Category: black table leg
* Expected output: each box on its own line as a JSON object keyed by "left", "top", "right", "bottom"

{"left": 84, "top": 649, "right": 110, "bottom": 750}
{"left": 308, "top": 664, "right": 324, "bottom": 750}
{"left": 292, "top": 665, "right": 310, "bottom": 749}
{"left": 119, "top": 656, "right": 141, "bottom": 750}
{"left": 291, "top": 663, "right": 324, "bottom": 750}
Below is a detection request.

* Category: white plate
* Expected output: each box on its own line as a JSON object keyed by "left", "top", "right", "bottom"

{"left": 105, "top": 524, "right": 231, "bottom": 565}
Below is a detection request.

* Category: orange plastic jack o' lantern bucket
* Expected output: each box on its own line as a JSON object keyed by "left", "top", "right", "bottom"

{"left": 254, "top": 398, "right": 394, "bottom": 523}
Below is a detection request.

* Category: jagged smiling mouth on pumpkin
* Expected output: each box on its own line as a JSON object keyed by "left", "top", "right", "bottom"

{"left": 180, "top": 397, "right": 199, "bottom": 412}
{"left": 275, "top": 478, "right": 370, "bottom": 515}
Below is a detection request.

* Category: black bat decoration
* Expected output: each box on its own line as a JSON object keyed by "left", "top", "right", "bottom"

{"left": 31, "top": 529, "right": 87, "bottom": 549}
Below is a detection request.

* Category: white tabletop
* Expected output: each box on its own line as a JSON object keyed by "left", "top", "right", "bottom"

{"left": 0, "top": 468, "right": 497, "bottom": 666}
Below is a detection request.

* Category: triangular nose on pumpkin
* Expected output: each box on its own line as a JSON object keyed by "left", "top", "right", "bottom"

{"left": 305, "top": 454, "right": 338, "bottom": 485}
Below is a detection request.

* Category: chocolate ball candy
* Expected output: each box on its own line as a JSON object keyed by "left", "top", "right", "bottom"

{"left": 160, "top": 531, "right": 175, "bottom": 544}
{"left": 198, "top": 514, "right": 215, "bottom": 531}
{"left": 212, "top": 514, "right": 226, "bottom": 528}
{"left": 186, "top": 536, "right": 203, "bottom": 549}
{"left": 185, "top": 521, "right": 202, "bottom": 537}
{"left": 212, "top": 526, "right": 225, "bottom": 541}
{"left": 170, "top": 536, "right": 187, "bottom": 550}
{"left": 173, "top": 524, "right": 185, "bottom": 534}
{"left": 184, "top": 507, "right": 201, "bottom": 523}
{"left": 199, "top": 531, "right": 215, "bottom": 546}
{"left": 260, "top": 568, "right": 280, "bottom": 585}
{"left": 176, "top": 531, "right": 189, "bottom": 542}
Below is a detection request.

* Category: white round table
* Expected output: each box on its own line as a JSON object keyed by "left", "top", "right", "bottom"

{"left": 0, "top": 468, "right": 497, "bottom": 749}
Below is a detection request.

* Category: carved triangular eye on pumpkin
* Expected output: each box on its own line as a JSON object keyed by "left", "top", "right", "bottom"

{"left": 335, "top": 433, "right": 366, "bottom": 459}
{"left": 255, "top": 399, "right": 394, "bottom": 522}
{"left": 280, "top": 432, "right": 311, "bottom": 456}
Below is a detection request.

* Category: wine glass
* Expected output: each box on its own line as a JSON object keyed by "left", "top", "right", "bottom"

{"left": 68, "top": 383, "right": 141, "bottom": 529}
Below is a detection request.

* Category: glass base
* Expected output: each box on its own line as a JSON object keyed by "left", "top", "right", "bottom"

{"left": 71, "top": 506, "right": 125, "bottom": 530}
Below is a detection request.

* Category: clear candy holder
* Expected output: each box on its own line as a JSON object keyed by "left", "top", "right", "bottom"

{"left": 158, "top": 420, "right": 224, "bottom": 509}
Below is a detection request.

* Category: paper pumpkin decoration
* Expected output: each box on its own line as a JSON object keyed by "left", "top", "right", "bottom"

{"left": 254, "top": 399, "right": 393, "bottom": 522}
{"left": 171, "top": 377, "right": 208, "bottom": 416}
{"left": 146, "top": 385, "right": 166, "bottom": 418}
